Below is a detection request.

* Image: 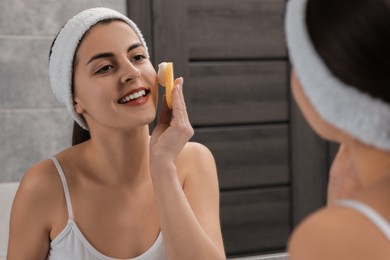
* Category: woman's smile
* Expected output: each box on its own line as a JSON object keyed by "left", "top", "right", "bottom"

{"left": 118, "top": 86, "right": 151, "bottom": 106}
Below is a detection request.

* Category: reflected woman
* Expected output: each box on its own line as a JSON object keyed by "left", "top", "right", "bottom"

{"left": 7, "top": 8, "right": 225, "bottom": 260}
{"left": 285, "top": 0, "right": 390, "bottom": 259}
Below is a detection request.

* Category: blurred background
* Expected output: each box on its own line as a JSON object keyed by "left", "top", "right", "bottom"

{"left": 0, "top": 0, "right": 338, "bottom": 259}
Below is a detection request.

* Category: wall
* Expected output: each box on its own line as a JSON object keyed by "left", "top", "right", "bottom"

{"left": 0, "top": 1, "right": 127, "bottom": 258}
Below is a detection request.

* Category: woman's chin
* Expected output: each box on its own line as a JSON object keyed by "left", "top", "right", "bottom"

{"left": 146, "top": 111, "right": 158, "bottom": 124}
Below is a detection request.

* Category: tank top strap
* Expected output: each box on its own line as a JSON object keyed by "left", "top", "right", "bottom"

{"left": 51, "top": 156, "right": 74, "bottom": 220}
{"left": 337, "top": 199, "right": 390, "bottom": 241}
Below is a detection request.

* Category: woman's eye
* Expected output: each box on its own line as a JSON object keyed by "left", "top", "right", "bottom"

{"left": 95, "top": 65, "right": 114, "bottom": 74}
{"left": 132, "top": 54, "right": 147, "bottom": 63}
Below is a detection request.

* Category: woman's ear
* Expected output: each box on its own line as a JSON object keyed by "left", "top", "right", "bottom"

{"left": 74, "top": 97, "right": 85, "bottom": 114}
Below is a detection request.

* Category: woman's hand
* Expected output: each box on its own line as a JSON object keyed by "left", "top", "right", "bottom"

{"left": 327, "top": 144, "right": 362, "bottom": 204}
{"left": 149, "top": 78, "right": 225, "bottom": 259}
{"left": 150, "top": 77, "right": 194, "bottom": 164}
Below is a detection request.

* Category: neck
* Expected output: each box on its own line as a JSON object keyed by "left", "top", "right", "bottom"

{"left": 347, "top": 139, "right": 390, "bottom": 187}
{"left": 82, "top": 125, "right": 151, "bottom": 186}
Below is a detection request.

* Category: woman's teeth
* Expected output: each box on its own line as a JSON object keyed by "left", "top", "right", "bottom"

{"left": 119, "top": 90, "right": 146, "bottom": 104}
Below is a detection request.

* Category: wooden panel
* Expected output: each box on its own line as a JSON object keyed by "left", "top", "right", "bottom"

{"left": 127, "top": 0, "right": 153, "bottom": 59}
{"left": 291, "top": 97, "right": 328, "bottom": 225}
{"left": 221, "top": 187, "right": 291, "bottom": 256}
{"left": 153, "top": 0, "right": 188, "bottom": 78}
{"left": 192, "top": 125, "right": 289, "bottom": 190}
{"left": 187, "top": 61, "right": 288, "bottom": 125}
{"left": 188, "top": 0, "right": 287, "bottom": 60}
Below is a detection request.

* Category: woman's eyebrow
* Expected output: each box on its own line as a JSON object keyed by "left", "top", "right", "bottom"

{"left": 86, "top": 43, "right": 143, "bottom": 65}
{"left": 127, "top": 43, "right": 142, "bottom": 52}
{"left": 86, "top": 52, "right": 114, "bottom": 65}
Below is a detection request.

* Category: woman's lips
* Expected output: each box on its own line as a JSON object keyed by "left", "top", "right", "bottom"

{"left": 118, "top": 87, "right": 151, "bottom": 104}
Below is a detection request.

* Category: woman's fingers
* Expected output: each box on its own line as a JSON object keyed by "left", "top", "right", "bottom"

{"left": 172, "top": 78, "right": 184, "bottom": 110}
{"left": 171, "top": 77, "right": 194, "bottom": 137}
{"left": 150, "top": 76, "right": 193, "bottom": 159}
{"left": 177, "top": 78, "right": 190, "bottom": 123}
{"left": 172, "top": 78, "right": 189, "bottom": 122}
{"left": 150, "top": 96, "right": 171, "bottom": 146}
{"left": 158, "top": 95, "right": 172, "bottom": 125}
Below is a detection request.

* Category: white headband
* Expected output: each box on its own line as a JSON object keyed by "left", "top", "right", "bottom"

{"left": 285, "top": 0, "right": 390, "bottom": 150}
{"left": 49, "top": 7, "right": 148, "bottom": 130}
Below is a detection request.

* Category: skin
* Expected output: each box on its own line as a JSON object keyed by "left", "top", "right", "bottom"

{"left": 289, "top": 71, "right": 390, "bottom": 260}
{"left": 327, "top": 143, "right": 362, "bottom": 205}
{"left": 7, "top": 21, "right": 225, "bottom": 259}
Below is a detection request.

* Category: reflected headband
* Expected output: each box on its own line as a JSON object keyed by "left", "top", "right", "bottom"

{"left": 285, "top": 0, "right": 390, "bottom": 150}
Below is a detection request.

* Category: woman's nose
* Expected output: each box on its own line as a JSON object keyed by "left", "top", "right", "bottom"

{"left": 120, "top": 60, "right": 141, "bottom": 84}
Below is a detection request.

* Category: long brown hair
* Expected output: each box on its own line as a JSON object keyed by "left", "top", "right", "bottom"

{"left": 72, "top": 123, "right": 91, "bottom": 146}
{"left": 306, "top": 0, "right": 390, "bottom": 103}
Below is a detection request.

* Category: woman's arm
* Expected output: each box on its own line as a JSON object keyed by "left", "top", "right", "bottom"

{"left": 150, "top": 78, "right": 225, "bottom": 260}
{"left": 7, "top": 163, "right": 54, "bottom": 259}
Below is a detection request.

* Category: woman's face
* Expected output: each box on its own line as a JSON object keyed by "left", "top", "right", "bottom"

{"left": 73, "top": 21, "right": 158, "bottom": 131}
{"left": 291, "top": 70, "right": 346, "bottom": 143}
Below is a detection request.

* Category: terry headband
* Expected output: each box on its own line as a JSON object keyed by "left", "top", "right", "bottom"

{"left": 285, "top": 0, "right": 390, "bottom": 150}
{"left": 49, "top": 7, "right": 148, "bottom": 130}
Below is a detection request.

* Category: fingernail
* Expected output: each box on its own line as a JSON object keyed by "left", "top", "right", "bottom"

{"left": 175, "top": 77, "right": 183, "bottom": 87}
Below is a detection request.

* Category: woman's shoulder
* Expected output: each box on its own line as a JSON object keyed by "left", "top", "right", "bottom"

{"left": 20, "top": 144, "right": 80, "bottom": 189}
{"left": 288, "top": 201, "right": 390, "bottom": 260}
{"left": 16, "top": 143, "right": 84, "bottom": 207}
{"left": 18, "top": 158, "right": 63, "bottom": 201}
{"left": 177, "top": 142, "right": 216, "bottom": 169}
{"left": 10, "top": 158, "right": 65, "bottom": 230}
{"left": 175, "top": 142, "right": 217, "bottom": 183}
{"left": 180, "top": 141, "right": 214, "bottom": 157}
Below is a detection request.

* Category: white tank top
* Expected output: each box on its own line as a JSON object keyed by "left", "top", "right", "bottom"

{"left": 337, "top": 199, "right": 390, "bottom": 241}
{"left": 48, "top": 156, "right": 168, "bottom": 260}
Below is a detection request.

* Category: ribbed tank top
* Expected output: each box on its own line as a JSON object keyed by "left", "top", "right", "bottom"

{"left": 48, "top": 156, "right": 168, "bottom": 260}
{"left": 337, "top": 199, "right": 390, "bottom": 241}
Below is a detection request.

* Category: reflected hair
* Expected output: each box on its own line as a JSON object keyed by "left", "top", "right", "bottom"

{"left": 306, "top": 0, "right": 390, "bottom": 103}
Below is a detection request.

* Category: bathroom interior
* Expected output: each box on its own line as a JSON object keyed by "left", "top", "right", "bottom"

{"left": 0, "top": 0, "right": 338, "bottom": 259}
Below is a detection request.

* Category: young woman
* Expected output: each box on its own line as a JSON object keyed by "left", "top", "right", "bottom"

{"left": 285, "top": 0, "right": 390, "bottom": 259}
{"left": 7, "top": 8, "right": 225, "bottom": 260}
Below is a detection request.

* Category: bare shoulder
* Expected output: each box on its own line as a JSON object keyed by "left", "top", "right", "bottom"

{"left": 288, "top": 204, "right": 390, "bottom": 260}
{"left": 175, "top": 142, "right": 217, "bottom": 183}
{"left": 20, "top": 158, "right": 60, "bottom": 193}
{"left": 11, "top": 156, "right": 69, "bottom": 230}
{"left": 8, "top": 158, "right": 64, "bottom": 258}
{"left": 15, "top": 158, "right": 63, "bottom": 215}
{"left": 178, "top": 141, "right": 215, "bottom": 162}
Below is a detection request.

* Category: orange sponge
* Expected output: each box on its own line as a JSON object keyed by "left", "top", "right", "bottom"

{"left": 157, "top": 62, "right": 174, "bottom": 109}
